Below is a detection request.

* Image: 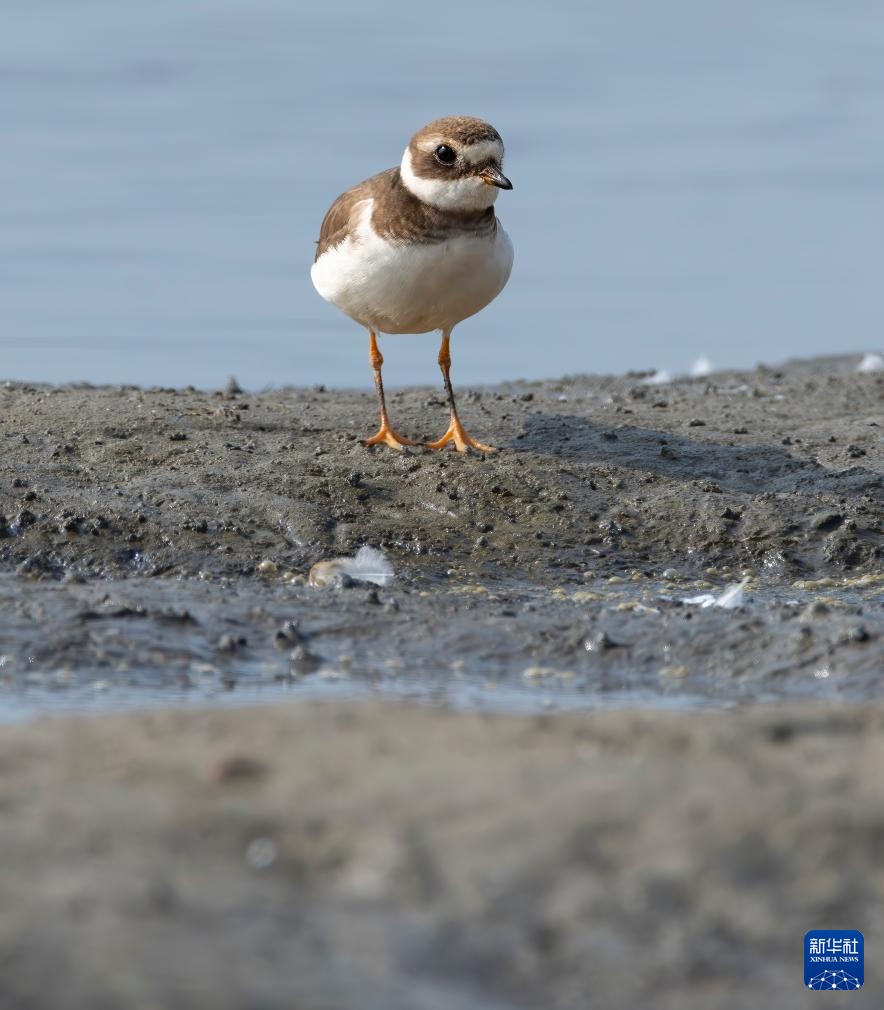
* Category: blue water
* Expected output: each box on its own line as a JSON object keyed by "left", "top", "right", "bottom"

{"left": 2, "top": 1, "right": 883, "bottom": 390}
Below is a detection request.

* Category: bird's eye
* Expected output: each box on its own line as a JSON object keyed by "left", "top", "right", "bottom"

{"left": 434, "top": 144, "right": 456, "bottom": 165}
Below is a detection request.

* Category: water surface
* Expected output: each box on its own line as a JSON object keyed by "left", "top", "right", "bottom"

{"left": 2, "top": 1, "right": 884, "bottom": 389}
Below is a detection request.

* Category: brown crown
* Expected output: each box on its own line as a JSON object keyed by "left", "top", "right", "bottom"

{"left": 409, "top": 115, "right": 502, "bottom": 149}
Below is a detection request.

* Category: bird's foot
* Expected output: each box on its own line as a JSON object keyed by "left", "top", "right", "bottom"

{"left": 426, "top": 415, "right": 497, "bottom": 453}
{"left": 360, "top": 421, "right": 418, "bottom": 451}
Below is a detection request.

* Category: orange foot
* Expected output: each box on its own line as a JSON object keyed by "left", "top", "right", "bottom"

{"left": 426, "top": 416, "right": 497, "bottom": 453}
{"left": 361, "top": 421, "right": 418, "bottom": 451}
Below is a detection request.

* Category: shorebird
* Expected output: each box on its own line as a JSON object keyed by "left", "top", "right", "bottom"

{"left": 311, "top": 115, "right": 514, "bottom": 452}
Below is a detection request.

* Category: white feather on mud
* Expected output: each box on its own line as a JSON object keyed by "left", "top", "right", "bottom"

{"left": 640, "top": 369, "right": 672, "bottom": 385}
{"left": 682, "top": 578, "right": 749, "bottom": 609}
{"left": 857, "top": 352, "right": 883, "bottom": 373}
{"left": 308, "top": 546, "right": 394, "bottom": 588}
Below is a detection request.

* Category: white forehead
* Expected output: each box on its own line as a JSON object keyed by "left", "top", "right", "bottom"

{"left": 416, "top": 137, "right": 504, "bottom": 165}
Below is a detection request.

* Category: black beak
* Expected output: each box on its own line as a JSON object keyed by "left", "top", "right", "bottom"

{"left": 480, "top": 165, "right": 513, "bottom": 190}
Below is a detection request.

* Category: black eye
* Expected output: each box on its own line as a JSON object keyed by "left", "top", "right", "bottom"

{"left": 434, "top": 144, "right": 456, "bottom": 165}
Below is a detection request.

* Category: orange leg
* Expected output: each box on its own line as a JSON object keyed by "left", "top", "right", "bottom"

{"left": 426, "top": 333, "right": 497, "bottom": 453}
{"left": 361, "top": 330, "right": 417, "bottom": 450}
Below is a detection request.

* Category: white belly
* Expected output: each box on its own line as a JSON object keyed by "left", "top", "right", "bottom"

{"left": 310, "top": 199, "right": 514, "bottom": 334}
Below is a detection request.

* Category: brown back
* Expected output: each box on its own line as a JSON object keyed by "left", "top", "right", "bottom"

{"left": 315, "top": 167, "right": 497, "bottom": 262}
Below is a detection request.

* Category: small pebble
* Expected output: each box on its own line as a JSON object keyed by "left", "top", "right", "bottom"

{"left": 274, "top": 620, "right": 305, "bottom": 648}
{"left": 839, "top": 625, "right": 870, "bottom": 644}
{"left": 245, "top": 837, "right": 277, "bottom": 870}
{"left": 584, "top": 631, "right": 622, "bottom": 652}
{"left": 207, "top": 754, "right": 267, "bottom": 783}
{"left": 290, "top": 644, "right": 321, "bottom": 673}
{"left": 216, "top": 634, "right": 239, "bottom": 653}
{"left": 810, "top": 511, "right": 844, "bottom": 531}
{"left": 799, "top": 601, "right": 829, "bottom": 621}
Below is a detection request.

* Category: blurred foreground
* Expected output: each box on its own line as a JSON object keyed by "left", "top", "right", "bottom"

{"left": 1, "top": 699, "right": 882, "bottom": 1009}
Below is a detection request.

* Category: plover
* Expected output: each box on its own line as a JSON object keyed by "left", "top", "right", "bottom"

{"left": 311, "top": 115, "right": 514, "bottom": 452}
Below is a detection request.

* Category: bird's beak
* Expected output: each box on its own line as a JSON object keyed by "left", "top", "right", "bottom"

{"left": 480, "top": 165, "right": 513, "bottom": 190}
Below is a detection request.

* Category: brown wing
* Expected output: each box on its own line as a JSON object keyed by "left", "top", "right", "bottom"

{"left": 314, "top": 168, "right": 398, "bottom": 262}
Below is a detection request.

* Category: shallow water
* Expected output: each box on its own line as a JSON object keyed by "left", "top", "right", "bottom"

{"left": 3, "top": 1, "right": 884, "bottom": 389}
{"left": 0, "top": 672, "right": 723, "bottom": 725}
{"left": 2, "top": 571, "right": 878, "bottom": 722}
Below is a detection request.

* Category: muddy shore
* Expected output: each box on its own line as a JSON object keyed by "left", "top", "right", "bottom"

{"left": 2, "top": 354, "right": 881, "bottom": 583}
{"left": 0, "top": 354, "right": 881, "bottom": 708}
{"left": 0, "top": 355, "right": 881, "bottom": 1007}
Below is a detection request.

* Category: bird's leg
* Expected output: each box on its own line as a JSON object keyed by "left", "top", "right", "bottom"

{"left": 426, "top": 332, "right": 497, "bottom": 453}
{"left": 360, "top": 330, "right": 417, "bottom": 450}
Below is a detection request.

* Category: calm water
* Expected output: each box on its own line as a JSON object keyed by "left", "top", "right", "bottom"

{"left": 2, "top": 1, "right": 883, "bottom": 390}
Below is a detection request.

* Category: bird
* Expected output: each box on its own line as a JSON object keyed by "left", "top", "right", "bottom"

{"left": 310, "top": 115, "right": 514, "bottom": 453}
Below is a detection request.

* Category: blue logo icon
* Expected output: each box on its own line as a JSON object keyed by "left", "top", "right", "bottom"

{"left": 804, "top": 930, "right": 863, "bottom": 989}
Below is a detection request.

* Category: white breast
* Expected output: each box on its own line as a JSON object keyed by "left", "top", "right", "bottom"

{"left": 310, "top": 199, "right": 514, "bottom": 335}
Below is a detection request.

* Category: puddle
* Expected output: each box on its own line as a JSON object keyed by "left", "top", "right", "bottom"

{"left": 1, "top": 571, "right": 879, "bottom": 721}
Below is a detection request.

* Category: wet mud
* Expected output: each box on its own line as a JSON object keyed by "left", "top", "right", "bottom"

{"left": 0, "top": 354, "right": 880, "bottom": 712}
{"left": 0, "top": 356, "right": 881, "bottom": 1008}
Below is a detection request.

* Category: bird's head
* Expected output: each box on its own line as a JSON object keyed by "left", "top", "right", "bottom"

{"left": 400, "top": 115, "right": 512, "bottom": 214}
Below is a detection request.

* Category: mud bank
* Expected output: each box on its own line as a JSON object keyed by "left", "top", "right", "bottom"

{"left": 0, "top": 355, "right": 881, "bottom": 711}
{"left": 0, "top": 357, "right": 882, "bottom": 1008}
{"left": 2, "top": 699, "right": 883, "bottom": 1010}
{"left": 1, "top": 355, "right": 881, "bottom": 581}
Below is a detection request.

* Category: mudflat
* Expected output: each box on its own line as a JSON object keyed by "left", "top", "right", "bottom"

{"left": 0, "top": 354, "right": 880, "bottom": 708}
{"left": 0, "top": 355, "right": 881, "bottom": 1007}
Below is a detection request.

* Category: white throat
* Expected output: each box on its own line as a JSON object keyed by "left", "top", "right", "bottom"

{"left": 400, "top": 148, "right": 499, "bottom": 213}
